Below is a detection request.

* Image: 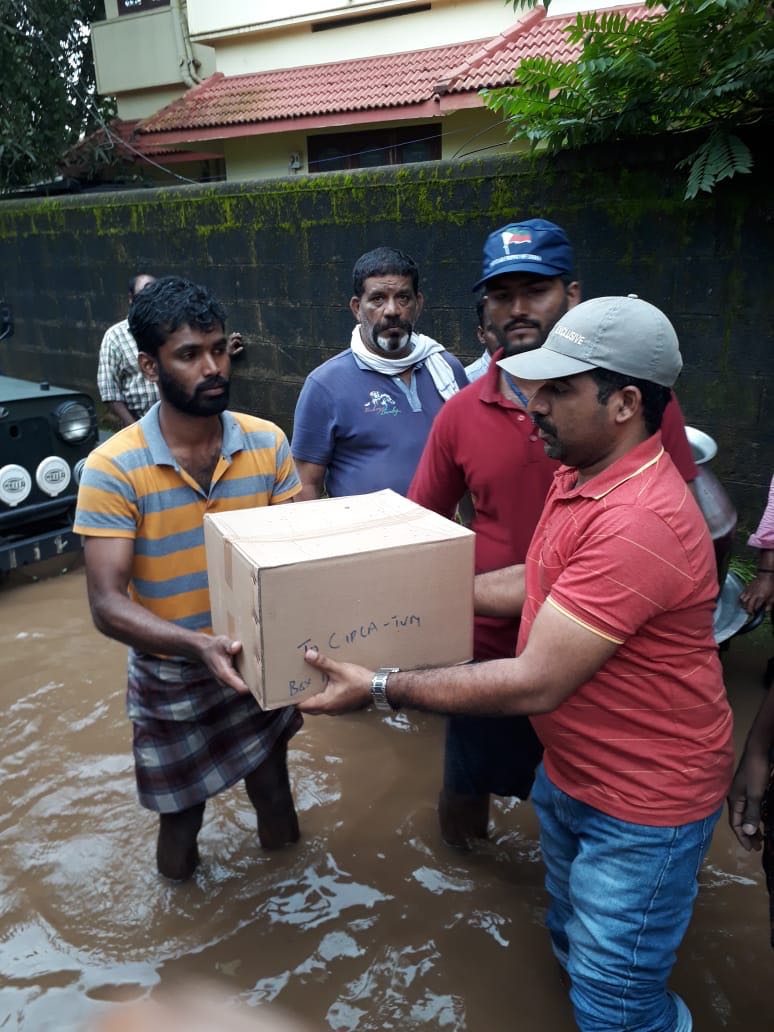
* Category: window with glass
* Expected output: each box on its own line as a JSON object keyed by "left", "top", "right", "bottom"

{"left": 308, "top": 125, "right": 441, "bottom": 173}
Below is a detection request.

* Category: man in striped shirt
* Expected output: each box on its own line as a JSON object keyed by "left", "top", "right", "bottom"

{"left": 97, "top": 273, "right": 160, "bottom": 426}
{"left": 75, "top": 277, "right": 302, "bottom": 882}
{"left": 97, "top": 274, "right": 246, "bottom": 427}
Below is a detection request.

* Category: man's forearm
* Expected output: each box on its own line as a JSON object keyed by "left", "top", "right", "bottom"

{"left": 90, "top": 590, "right": 208, "bottom": 661}
{"left": 107, "top": 400, "right": 136, "bottom": 427}
{"left": 409, "top": 485, "right": 460, "bottom": 523}
{"left": 296, "top": 482, "right": 323, "bottom": 501}
{"left": 474, "top": 565, "right": 525, "bottom": 618}
{"left": 744, "top": 684, "right": 774, "bottom": 754}
{"left": 386, "top": 657, "right": 551, "bottom": 717}
{"left": 293, "top": 459, "right": 326, "bottom": 501}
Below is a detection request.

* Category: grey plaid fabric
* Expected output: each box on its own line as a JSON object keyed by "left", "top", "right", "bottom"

{"left": 127, "top": 651, "right": 302, "bottom": 813}
{"left": 97, "top": 318, "right": 159, "bottom": 417}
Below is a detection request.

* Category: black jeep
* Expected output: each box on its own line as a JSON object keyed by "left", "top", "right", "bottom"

{"left": 0, "top": 303, "right": 99, "bottom": 572}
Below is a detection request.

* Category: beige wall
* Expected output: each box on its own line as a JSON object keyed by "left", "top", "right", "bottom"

{"left": 440, "top": 107, "right": 527, "bottom": 162}
{"left": 187, "top": 0, "right": 419, "bottom": 37}
{"left": 224, "top": 133, "right": 312, "bottom": 180}
{"left": 187, "top": 0, "right": 632, "bottom": 42}
{"left": 93, "top": 4, "right": 215, "bottom": 117}
{"left": 198, "top": 0, "right": 520, "bottom": 75}
{"left": 225, "top": 119, "right": 443, "bottom": 179}
{"left": 188, "top": 0, "right": 635, "bottom": 73}
{"left": 220, "top": 109, "right": 524, "bottom": 180}
{"left": 93, "top": 8, "right": 183, "bottom": 93}
{"left": 114, "top": 86, "right": 187, "bottom": 122}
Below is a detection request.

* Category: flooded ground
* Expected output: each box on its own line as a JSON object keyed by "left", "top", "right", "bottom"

{"left": 1, "top": 562, "right": 772, "bottom": 1031}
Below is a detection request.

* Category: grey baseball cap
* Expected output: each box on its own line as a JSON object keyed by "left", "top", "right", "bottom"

{"left": 498, "top": 294, "right": 683, "bottom": 387}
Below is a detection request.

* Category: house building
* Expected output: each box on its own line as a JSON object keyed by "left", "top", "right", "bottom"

{"left": 89, "top": 0, "right": 643, "bottom": 184}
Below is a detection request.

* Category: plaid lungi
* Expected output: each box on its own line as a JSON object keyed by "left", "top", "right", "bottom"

{"left": 127, "top": 651, "right": 302, "bottom": 813}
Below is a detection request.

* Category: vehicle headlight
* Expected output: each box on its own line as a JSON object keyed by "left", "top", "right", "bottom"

{"left": 36, "top": 456, "right": 72, "bottom": 497}
{"left": 73, "top": 458, "right": 87, "bottom": 484}
{"left": 55, "top": 401, "right": 94, "bottom": 444}
{"left": 0, "top": 464, "right": 32, "bottom": 507}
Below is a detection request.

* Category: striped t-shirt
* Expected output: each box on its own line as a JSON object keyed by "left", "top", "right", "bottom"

{"left": 74, "top": 403, "right": 300, "bottom": 643}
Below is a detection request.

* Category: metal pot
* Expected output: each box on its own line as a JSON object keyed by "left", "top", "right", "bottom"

{"left": 684, "top": 427, "right": 761, "bottom": 644}
{"left": 685, "top": 427, "right": 737, "bottom": 587}
{"left": 713, "top": 569, "right": 764, "bottom": 644}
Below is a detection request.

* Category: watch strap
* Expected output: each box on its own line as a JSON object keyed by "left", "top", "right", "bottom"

{"left": 371, "top": 667, "right": 400, "bottom": 711}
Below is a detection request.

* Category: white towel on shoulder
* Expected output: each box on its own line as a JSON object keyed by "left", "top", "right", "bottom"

{"left": 349, "top": 327, "right": 459, "bottom": 402}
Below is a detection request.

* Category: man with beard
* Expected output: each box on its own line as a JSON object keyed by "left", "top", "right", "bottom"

{"left": 291, "top": 246, "right": 467, "bottom": 500}
{"left": 299, "top": 296, "right": 733, "bottom": 1032}
{"left": 408, "top": 219, "right": 578, "bottom": 846}
{"left": 409, "top": 219, "right": 699, "bottom": 847}
{"left": 74, "top": 277, "right": 302, "bottom": 881}
{"left": 97, "top": 273, "right": 246, "bottom": 429}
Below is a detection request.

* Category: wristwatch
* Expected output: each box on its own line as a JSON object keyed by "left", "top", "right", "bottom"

{"left": 371, "top": 667, "right": 400, "bottom": 711}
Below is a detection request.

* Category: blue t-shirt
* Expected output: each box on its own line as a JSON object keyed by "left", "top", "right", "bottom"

{"left": 291, "top": 349, "right": 468, "bottom": 497}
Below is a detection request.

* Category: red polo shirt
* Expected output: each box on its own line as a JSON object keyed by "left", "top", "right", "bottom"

{"left": 409, "top": 353, "right": 698, "bottom": 661}
{"left": 521, "top": 435, "right": 733, "bottom": 826}
{"left": 408, "top": 353, "right": 557, "bottom": 660}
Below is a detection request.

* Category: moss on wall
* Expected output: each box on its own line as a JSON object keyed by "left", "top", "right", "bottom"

{"left": 0, "top": 139, "right": 771, "bottom": 533}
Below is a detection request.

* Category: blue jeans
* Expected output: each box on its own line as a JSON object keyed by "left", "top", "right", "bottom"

{"left": 531, "top": 763, "right": 721, "bottom": 1031}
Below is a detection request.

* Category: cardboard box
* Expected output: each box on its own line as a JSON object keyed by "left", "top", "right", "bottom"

{"left": 204, "top": 489, "right": 475, "bottom": 709}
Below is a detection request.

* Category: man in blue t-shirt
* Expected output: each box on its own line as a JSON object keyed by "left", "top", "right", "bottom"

{"left": 291, "top": 246, "right": 467, "bottom": 499}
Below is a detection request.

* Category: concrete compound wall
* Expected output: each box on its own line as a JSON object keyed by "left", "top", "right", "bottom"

{"left": 0, "top": 133, "right": 771, "bottom": 536}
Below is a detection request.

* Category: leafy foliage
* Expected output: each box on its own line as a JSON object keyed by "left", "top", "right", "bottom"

{"left": 482, "top": 0, "right": 774, "bottom": 198}
{"left": 0, "top": 0, "right": 114, "bottom": 191}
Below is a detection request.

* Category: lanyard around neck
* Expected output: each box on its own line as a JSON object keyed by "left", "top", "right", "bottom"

{"left": 502, "top": 371, "right": 531, "bottom": 409}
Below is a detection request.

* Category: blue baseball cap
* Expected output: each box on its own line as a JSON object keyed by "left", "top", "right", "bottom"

{"left": 472, "top": 218, "right": 574, "bottom": 291}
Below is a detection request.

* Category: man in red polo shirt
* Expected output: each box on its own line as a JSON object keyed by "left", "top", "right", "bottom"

{"left": 408, "top": 219, "right": 699, "bottom": 848}
{"left": 300, "top": 295, "right": 733, "bottom": 1032}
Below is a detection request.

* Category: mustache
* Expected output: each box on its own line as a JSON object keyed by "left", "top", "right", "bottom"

{"left": 195, "top": 375, "right": 229, "bottom": 394}
{"left": 504, "top": 317, "right": 541, "bottom": 333}
{"left": 532, "top": 414, "right": 556, "bottom": 435}
{"left": 375, "top": 318, "right": 413, "bottom": 334}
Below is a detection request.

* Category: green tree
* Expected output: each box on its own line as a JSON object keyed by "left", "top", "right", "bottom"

{"left": 482, "top": 0, "right": 774, "bottom": 198}
{"left": 0, "top": 0, "right": 112, "bottom": 191}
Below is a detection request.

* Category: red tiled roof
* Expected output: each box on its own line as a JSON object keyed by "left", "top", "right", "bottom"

{"left": 437, "top": 7, "right": 576, "bottom": 94}
{"left": 139, "top": 42, "right": 479, "bottom": 134}
{"left": 58, "top": 119, "right": 223, "bottom": 179}
{"left": 139, "top": 4, "right": 651, "bottom": 139}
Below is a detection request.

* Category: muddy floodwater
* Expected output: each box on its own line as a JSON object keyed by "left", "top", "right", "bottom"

{"left": 1, "top": 563, "right": 772, "bottom": 1031}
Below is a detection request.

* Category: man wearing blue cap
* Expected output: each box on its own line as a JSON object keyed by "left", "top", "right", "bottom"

{"left": 409, "top": 218, "right": 579, "bottom": 845}
{"left": 409, "top": 218, "right": 699, "bottom": 848}
{"left": 299, "top": 295, "right": 733, "bottom": 1032}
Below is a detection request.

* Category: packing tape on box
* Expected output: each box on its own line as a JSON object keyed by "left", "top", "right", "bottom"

{"left": 219, "top": 506, "right": 447, "bottom": 546}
